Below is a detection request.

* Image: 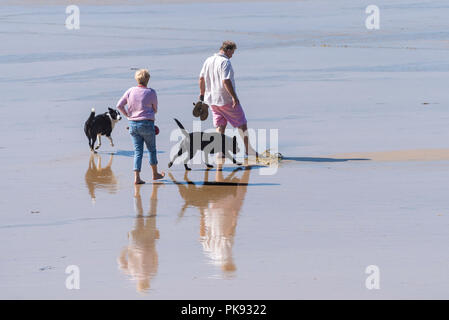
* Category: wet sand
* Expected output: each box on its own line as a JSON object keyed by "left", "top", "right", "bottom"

{"left": 1, "top": 0, "right": 297, "bottom": 4}
{"left": 332, "top": 149, "right": 449, "bottom": 162}
{"left": 1, "top": 0, "right": 449, "bottom": 299}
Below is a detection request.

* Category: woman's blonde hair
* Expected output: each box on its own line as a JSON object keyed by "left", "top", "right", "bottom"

{"left": 135, "top": 69, "right": 150, "bottom": 86}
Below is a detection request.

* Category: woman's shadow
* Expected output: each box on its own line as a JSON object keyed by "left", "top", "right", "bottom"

{"left": 168, "top": 165, "right": 252, "bottom": 277}
{"left": 117, "top": 183, "right": 162, "bottom": 292}
{"left": 84, "top": 153, "right": 118, "bottom": 203}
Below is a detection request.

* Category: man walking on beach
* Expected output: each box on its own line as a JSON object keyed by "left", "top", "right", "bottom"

{"left": 199, "top": 41, "right": 256, "bottom": 159}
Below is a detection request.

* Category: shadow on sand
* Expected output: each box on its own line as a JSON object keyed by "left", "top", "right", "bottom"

{"left": 166, "top": 166, "right": 279, "bottom": 187}
{"left": 283, "top": 156, "right": 370, "bottom": 163}
{"left": 101, "top": 150, "right": 165, "bottom": 157}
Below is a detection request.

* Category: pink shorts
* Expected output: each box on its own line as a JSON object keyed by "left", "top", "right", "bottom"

{"left": 210, "top": 103, "right": 247, "bottom": 128}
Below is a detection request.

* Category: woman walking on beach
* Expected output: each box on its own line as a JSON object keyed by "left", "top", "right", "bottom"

{"left": 117, "top": 69, "right": 165, "bottom": 184}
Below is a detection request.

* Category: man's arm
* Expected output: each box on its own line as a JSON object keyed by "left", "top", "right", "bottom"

{"left": 199, "top": 77, "right": 205, "bottom": 101}
{"left": 223, "top": 79, "right": 239, "bottom": 108}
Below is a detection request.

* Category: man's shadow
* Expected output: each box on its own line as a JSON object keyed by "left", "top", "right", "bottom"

{"left": 282, "top": 156, "right": 370, "bottom": 162}
{"left": 168, "top": 165, "right": 251, "bottom": 277}
{"left": 85, "top": 153, "right": 118, "bottom": 203}
{"left": 117, "top": 184, "right": 162, "bottom": 292}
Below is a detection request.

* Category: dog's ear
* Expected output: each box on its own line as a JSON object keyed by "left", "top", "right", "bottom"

{"left": 108, "top": 107, "right": 114, "bottom": 112}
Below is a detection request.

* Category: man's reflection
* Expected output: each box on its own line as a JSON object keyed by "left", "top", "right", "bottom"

{"left": 117, "top": 183, "right": 161, "bottom": 292}
{"left": 85, "top": 153, "right": 118, "bottom": 203}
{"left": 169, "top": 165, "right": 251, "bottom": 277}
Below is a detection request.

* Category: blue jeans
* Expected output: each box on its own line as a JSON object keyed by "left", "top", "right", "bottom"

{"left": 129, "top": 120, "right": 158, "bottom": 171}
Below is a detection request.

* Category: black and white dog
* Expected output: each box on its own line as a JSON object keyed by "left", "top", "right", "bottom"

{"left": 84, "top": 107, "right": 122, "bottom": 152}
{"left": 168, "top": 118, "right": 242, "bottom": 170}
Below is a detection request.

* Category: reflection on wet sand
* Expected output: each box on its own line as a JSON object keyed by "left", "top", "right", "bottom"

{"left": 169, "top": 165, "right": 251, "bottom": 277}
{"left": 85, "top": 154, "right": 118, "bottom": 203}
{"left": 118, "top": 184, "right": 161, "bottom": 292}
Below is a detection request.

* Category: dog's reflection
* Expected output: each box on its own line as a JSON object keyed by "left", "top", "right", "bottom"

{"left": 118, "top": 184, "right": 161, "bottom": 292}
{"left": 169, "top": 165, "right": 251, "bottom": 277}
{"left": 85, "top": 153, "right": 118, "bottom": 203}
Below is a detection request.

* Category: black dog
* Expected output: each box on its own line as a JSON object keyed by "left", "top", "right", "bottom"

{"left": 84, "top": 107, "right": 122, "bottom": 152}
{"left": 168, "top": 118, "right": 241, "bottom": 170}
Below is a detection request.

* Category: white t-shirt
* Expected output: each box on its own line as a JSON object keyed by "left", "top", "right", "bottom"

{"left": 199, "top": 53, "right": 236, "bottom": 106}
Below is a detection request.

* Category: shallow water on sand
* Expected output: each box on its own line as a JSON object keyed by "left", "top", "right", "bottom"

{"left": 1, "top": 0, "right": 449, "bottom": 299}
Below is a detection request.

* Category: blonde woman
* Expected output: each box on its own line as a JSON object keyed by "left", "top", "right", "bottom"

{"left": 117, "top": 69, "right": 165, "bottom": 184}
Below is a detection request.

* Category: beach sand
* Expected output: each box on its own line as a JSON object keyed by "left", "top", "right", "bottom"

{"left": 332, "top": 149, "right": 449, "bottom": 162}
{"left": 1, "top": 0, "right": 449, "bottom": 299}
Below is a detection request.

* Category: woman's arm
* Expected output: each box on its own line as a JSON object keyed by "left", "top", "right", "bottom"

{"left": 116, "top": 89, "right": 130, "bottom": 117}
{"left": 152, "top": 91, "right": 158, "bottom": 113}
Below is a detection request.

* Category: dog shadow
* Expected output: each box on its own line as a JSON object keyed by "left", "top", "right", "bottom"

{"left": 117, "top": 184, "right": 162, "bottom": 293}
{"left": 168, "top": 165, "right": 253, "bottom": 277}
{"left": 84, "top": 153, "right": 118, "bottom": 203}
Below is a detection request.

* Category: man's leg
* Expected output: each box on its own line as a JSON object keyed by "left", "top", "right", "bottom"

{"left": 221, "top": 103, "right": 256, "bottom": 158}
{"left": 237, "top": 123, "right": 259, "bottom": 165}
{"left": 216, "top": 125, "right": 227, "bottom": 161}
{"left": 237, "top": 124, "right": 249, "bottom": 155}
{"left": 216, "top": 125, "right": 226, "bottom": 134}
{"left": 237, "top": 123, "right": 258, "bottom": 155}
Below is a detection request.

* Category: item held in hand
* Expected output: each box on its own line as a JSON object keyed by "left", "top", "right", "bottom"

{"left": 192, "top": 101, "right": 209, "bottom": 121}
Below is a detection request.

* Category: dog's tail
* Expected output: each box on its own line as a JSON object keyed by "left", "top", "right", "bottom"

{"left": 174, "top": 118, "right": 189, "bottom": 138}
{"left": 84, "top": 108, "right": 96, "bottom": 137}
{"left": 88, "top": 108, "right": 95, "bottom": 121}
{"left": 86, "top": 108, "right": 95, "bottom": 127}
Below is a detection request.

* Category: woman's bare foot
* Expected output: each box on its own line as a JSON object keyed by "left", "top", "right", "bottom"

{"left": 134, "top": 171, "right": 145, "bottom": 184}
{"left": 153, "top": 171, "right": 165, "bottom": 180}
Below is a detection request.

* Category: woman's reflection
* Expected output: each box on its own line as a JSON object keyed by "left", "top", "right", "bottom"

{"left": 169, "top": 165, "right": 251, "bottom": 277}
{"left": 85, "top": 153, "right": 118, "bottom": 203}
{"left": 117, "top": 183, "right": 162, "bottom": 292}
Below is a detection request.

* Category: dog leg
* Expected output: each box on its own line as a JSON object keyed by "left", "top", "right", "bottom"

{"left": 91, "top": 135, "right": 98, "bottom": 153}
{"left": 184, "top": 152, "right": 193, "bottom": 171}
{"left": 89, "top": 138, "right": 94, "bottom": 152}
{"left": 184, "top": 154, "right": 192, "bottom": 171}
{"left": 95, "top": 135, "right": 102, "bottom": 150}
{"left": 204, "top": 153, "right": 214, "bottom": 169}
{"left": 168, "top": 148, "right": 183, "bottom": 168}
{"left": 107, "top": 135, "right": 114, "bottom": 147}
{"left": 168, "top": 146, "right": 192, "bottom": 171}
{"left": 225, "top": 151, "right": 242, "bottom": 166}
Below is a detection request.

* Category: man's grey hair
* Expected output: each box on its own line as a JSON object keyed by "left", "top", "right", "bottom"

{"left": 220, "top": 40, "right": 237, "bottom": 51}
